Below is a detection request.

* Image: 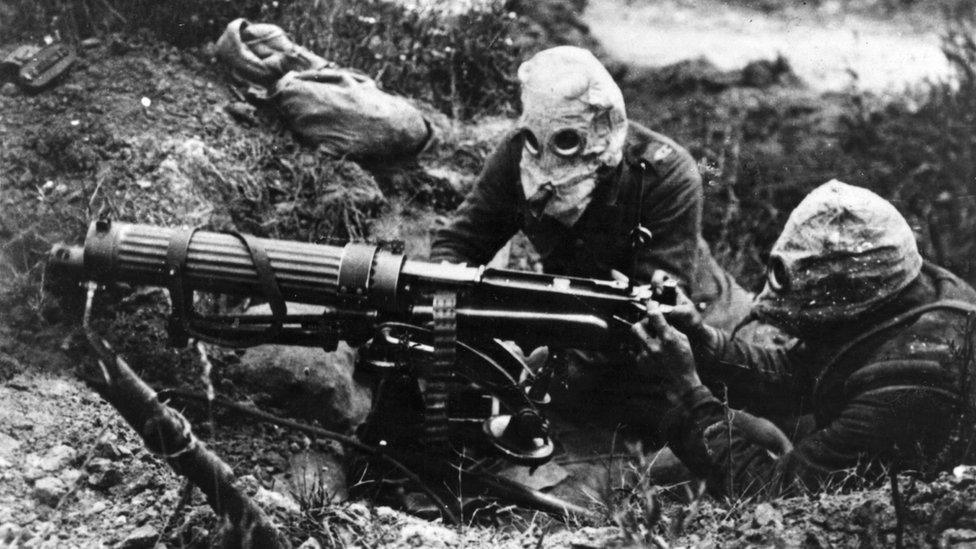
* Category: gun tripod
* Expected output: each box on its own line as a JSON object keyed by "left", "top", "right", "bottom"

{"left": 352, "top": 315, "right": 590, "bottom": 520}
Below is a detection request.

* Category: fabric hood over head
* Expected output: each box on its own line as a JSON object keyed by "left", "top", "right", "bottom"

{"left": 516, "top": 46, "right": 627, "bottom": 226}
{"left": 753, "top": 179, "right": 923, "bottom": 334}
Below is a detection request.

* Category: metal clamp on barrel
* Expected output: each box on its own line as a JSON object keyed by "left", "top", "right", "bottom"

{"left": 165, "top": 229, "right": 288, "bottom": 348}
{"left": 337, "top": 243, "right": 377, "bottom": 303}
{"left": 337, "top": 243, "right": 406, "bottom": 312}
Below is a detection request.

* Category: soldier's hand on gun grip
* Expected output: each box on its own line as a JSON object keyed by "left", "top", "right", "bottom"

{"left": 650, "top": 270, "right": 705, "bottom": 339}
{"left": 630, "top": 299, "right": 702, "bottom": 395}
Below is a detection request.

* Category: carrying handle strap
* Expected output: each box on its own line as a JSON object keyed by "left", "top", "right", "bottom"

{"left": 166, "top": 228, "right": 288, "bottom": 348}
{"left": 166, "top": 228, "right": 198, "bottom": 347}
{"left": 234, "top": 231, "right": 287, "bottom": 339}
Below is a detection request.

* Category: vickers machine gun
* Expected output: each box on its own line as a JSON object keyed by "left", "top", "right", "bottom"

{"left": 50, "top": 220, "right": 676, "bottom": 516}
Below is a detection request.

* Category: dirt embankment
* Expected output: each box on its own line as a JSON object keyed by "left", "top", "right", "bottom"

{"left": 0, "top": 375, "right": 185, "bottom": 547}
{"left": 6, "top": 370, "right": 976, "bottom": 548}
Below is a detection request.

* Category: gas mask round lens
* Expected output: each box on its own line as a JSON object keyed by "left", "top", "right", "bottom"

{"left": 551, "top": 129, "right": 585, "bottom": 158}
{"left": 767, "top": 255, "right": 790, "bottom": 293}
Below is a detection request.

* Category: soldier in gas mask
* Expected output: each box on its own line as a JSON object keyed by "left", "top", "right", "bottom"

{"left": 430, "top": 46, "right": 756, "bottom": 442}
{"left": 431, "top": 46, "right": 750, "bottom": 331}
{"left": 632, "top": 180, "right": 976, "bottom": 497}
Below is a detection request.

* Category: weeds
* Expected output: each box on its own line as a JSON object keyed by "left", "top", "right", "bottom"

{"left": 232, "top": 153, "right": 386, "bottom": 242}
{"left": 285, "top": 0, "right": 521, "bottom": 118}
{"left": 592, "top": 440, "right": 708, "bottom": 548}
{"left": 1, "top": 0, "right": 282, "bottom": 45}
{"left": 286, "top": 464, "right": 354, "bottom": 547}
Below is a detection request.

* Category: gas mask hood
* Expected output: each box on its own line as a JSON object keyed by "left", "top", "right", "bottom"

{"left": 516, "top": 46, "right": 627, "bottom": 226}
{"left": 753, "top": 180, "right": 923, "bottom": 336}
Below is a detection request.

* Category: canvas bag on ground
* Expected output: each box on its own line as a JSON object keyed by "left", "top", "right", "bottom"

{"left": 215, "top": 18, "right": 330, "bottom": 89}
{"left": 274, "top": 68, "right": 432, "bottom": 159}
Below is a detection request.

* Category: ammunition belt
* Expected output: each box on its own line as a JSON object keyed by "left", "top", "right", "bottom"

{"left": 427, "top": 291, "right": 457, "bottom": 450}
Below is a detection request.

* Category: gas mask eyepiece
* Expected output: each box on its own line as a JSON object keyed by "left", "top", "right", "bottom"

{"left": 551, "top": 129, "right": 585, "bottom": 158}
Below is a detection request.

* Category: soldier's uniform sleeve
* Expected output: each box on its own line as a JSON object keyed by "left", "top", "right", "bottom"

{"left": 429, "top": 134, "right": 524, "bottom": 265}
{"left": 663, "top": 351, "right": 960, "bottom": 499}
{"left": 628, "top": 139, "right": 705, "bottom": 289}
{"left": 690, "top": 326, "right": 800, "bottom": 415}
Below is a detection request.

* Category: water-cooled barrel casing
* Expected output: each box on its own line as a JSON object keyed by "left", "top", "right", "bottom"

{"left": 50, "top": 221, "right": 651, "bottom": 349}
{"left": 73, "top": 220, "right": 421, "bottom": 312}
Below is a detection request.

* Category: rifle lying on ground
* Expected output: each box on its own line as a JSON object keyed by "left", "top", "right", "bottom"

{"left": 49, "top": 220, "right": 676, "bottom": 518}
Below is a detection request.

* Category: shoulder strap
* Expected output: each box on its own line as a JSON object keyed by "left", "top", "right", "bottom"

{"left": 813, "top": 299, "right": 976, "bottom": 400}
{"left": 628, "top": 159, "right": 653, "bottom": 260}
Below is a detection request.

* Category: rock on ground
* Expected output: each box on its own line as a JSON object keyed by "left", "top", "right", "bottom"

{"left": 86, "top": 457, "right": 124, "bottom": 490}
{"left": 396, "top": 521, "right": 459, "bottom": 548}
{"left": 228, "top": 303, "right": 372, "bottom": 432}
{"left": 118, "top": 524, "right": 159, "bottom": 549}
{"left": 297, "top": 536, "right": 322, "bottom": 549}
{"left": 34, "top": 444, "right": 76, "bottom": 472}
{"left": 32, "top": 476, "right": 67, "bottom": 507}
{"left": 253, "top": 486, "right": 301, "bottom": 516}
